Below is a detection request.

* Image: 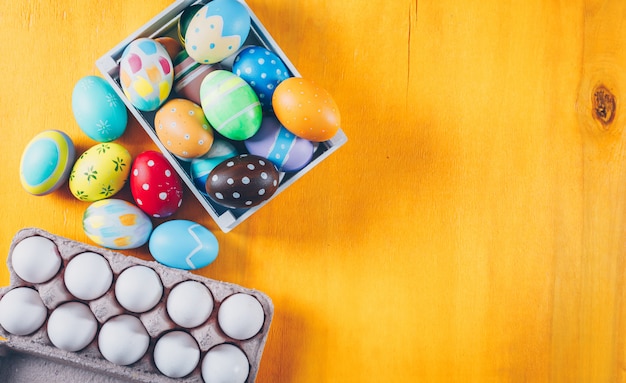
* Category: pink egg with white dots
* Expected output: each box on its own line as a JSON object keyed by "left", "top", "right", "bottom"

{"left": 130, "top": 151, "right": 183, "bottom": 218}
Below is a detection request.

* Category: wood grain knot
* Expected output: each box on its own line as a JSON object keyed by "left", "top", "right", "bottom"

{"left": 592, "top": 85, "right": 616, "bottom": 126}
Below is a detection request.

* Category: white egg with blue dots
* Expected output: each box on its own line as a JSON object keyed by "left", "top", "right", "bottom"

{"left": 233, "top": 46, "right": 291, "bottom": 111}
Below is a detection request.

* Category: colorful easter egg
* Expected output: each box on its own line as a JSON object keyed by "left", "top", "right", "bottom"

{"left": 185, "top": 0, "right": 251, "bottom": 64}
{"left": 149, "top": 220, "right": 218, "bottom": 270}
{"left": 69, "top": 143, "right": 131, "bottom": 202}
{"left": 155, "top": 99, "right": 214, "bottom": 159}
{"left": 155, "top": 36, "right": 182, "bottom": 60}
{"left": 178, "top": 4, "right": 204, "bottom": 48}
{"left": 72, "top": 76, "right": 128, "bottom": 142}
{"left": 190, "top": 139, "right": 238, "bottom": 195}
{"left": 130, "top": 150, "right": 183, "bottom": 218}
{"left": 273, "top": 77, "right": 341, "bottom": 142}
{"left": 233, "top": 46, "right": 291, "bottom": 111}
{"left": 245, "top": 115, "right": 314, "bottom": 172}
{"left": 206, "top": 154, "right": 279, "bottom": 209}
{"left": 200, "top": 70, "right": 261, "bottom": 140}
{"left": 83, "top": 198, "right": 153, "bottom": 250}
{"left": 20, "top": 130, "right": 75, "bottom": 196}
{"left": 119, "top": 38, "right": 173, "bottom": 112}
{"left": 173, "top": 50, "right": 221, "bottom": 105}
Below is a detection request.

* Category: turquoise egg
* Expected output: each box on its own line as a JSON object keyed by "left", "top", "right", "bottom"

{"left": 83, "top": 199, "right": 153, "bottom": 250}
{"left": 20, "top": 130, "right": 75, "bottom": 196}
{"left": 190, "top": 139, "right": 238, "bottom": 195}
{"left": 72, "top": 76, "right": 128, "bottom": 142}
{"left": 200, "top": 70, "right": 262, "bottom": 140}
{"left": 149, "top": 220, "right": 218, "bottom": 270}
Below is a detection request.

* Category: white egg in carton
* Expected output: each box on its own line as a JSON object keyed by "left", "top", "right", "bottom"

{"left": 0, "top": 228, "right": 273, "bottom": 382}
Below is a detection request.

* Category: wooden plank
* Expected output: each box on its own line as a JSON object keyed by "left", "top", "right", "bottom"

{"left": 1, "top": 0, "right": 625, "bottom": 381}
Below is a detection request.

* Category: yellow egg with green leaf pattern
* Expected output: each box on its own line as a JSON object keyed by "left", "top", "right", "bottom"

{"left": 69, "top": 143, "right": 131, "bottom": 202}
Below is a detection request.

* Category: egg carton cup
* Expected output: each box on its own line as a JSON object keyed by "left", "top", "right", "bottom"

{"left": 96, "top": 0, "right": 348, "bottom": 232}
{"left": 0, "top": 227, "right": 273, "bottom": 382}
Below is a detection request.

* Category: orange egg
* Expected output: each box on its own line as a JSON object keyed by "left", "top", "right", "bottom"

{"left": 154, "top": 36, "right": 182, "bottom": 60}
{"left": 155, "top": 99, "right": 214, "bottom": 159}
{"left": 272, "top": 77, "right": 341, "bottom": 142}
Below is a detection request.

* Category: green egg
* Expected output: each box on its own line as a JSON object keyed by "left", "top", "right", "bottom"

{"left": 199, "top": 70, "right": 262, "bottom": 141}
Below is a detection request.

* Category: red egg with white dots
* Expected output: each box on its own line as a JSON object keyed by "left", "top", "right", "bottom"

{"left": 130, "top": 151, "right": 183, "bottom": 218}
{"left": 272, "top": 77, "right": 341, "bottom": 142}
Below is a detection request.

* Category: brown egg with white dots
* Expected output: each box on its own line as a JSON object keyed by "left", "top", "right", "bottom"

{"left": 206, "top": 154, "right": 280, "bottom": 209}
{"left": 155, "top": 99, "right": 214, "bottom": 160}
{"left": 272, "top": 77, "right": 341, "bottom": 142}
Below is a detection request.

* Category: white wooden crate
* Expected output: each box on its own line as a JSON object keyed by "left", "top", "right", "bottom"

{"left": 96, "top": 0, "right": 347, "bottom": 232}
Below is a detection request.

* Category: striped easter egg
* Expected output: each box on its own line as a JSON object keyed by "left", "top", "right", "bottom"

{"left": 199, "top": 69, "right": 262, "bottom": 140}
{"left": 20, "top": 130, "right": 75, "bottom": 196}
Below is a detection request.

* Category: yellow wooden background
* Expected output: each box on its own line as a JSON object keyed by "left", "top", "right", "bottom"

{"left": 2, "top": 0, "right": 626, "bottom": 382}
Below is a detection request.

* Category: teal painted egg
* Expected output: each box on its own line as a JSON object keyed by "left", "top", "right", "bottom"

{"left": 190, "top": 139, "right": 238, "bottom": 195}
{"left": 200, "top": 70, "right": 261, "bottom": 140}
{"left": 20, "top": 130, "right": 75, "bottom": 196}
{"left": 149, "top": 220, "right": 218, "bottom": 270}
{"left": 69, "top": 143, "right": 131, "bottom": 202}
{"left": 83, "top": 199, "right": 153, "bottom": 250}
{"left": 119, "top": 38, "right": 173, "bottom": 112}
{"left": 72, "top": 76, "right": 128, "bottom": 142}
{"left": 185, "top": 0, "right": 251, "bottom": 64}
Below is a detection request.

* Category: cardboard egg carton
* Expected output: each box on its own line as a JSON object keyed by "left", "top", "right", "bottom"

{"left": 95, "top": 0, "right": 348, "bottom": 233}
{"left": 0, "top": 228, "right": 273, "bottom": 382}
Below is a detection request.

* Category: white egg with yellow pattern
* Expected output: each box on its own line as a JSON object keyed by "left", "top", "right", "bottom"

{"left": 83, "top": 199, "right": 153, "bottom": 250}
{"left": 69, "top": 143, "right": 131, "bottom": 202}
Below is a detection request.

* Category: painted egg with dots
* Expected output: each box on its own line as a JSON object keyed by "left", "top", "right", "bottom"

{"left": 155, "top": 99, "right": 214, "bottom": 160}
{"left": 206, "top": 154, "right": 280, "bottom": 209}
{"left": 69, "top": 143, "right": 131, "bottom": 202}
{"left": 190, "top": 139, "right": 238, "bottom": 195}
{"left": 233, "top": 46, "right": 291, "bottom": 111}
{"left": 20, "top": 130, "right": 75, "bottom": 196}
{"left": 273, "top": 77, "right": 341, "bottom": 142}
{"left": 245, "top": 115, "right": 314, "bottom": 172}
{"left": 184, "top": 0, "right": 251, "bottom": 64}
{"left": 130, "top": 151, "right": 184, "bottom": 218}
{"left": 82, "top": 198, "right": 153, "bottom": 250}
{"left": 119, "top": 38, "right": 173, "bottom": 112}
{"left": 200, "top": 69, "right": 262, "bottom": 141}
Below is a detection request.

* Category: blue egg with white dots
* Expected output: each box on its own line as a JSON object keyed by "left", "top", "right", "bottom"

{"left": 232, "top": 46, "right": 291, "bottom": 111}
